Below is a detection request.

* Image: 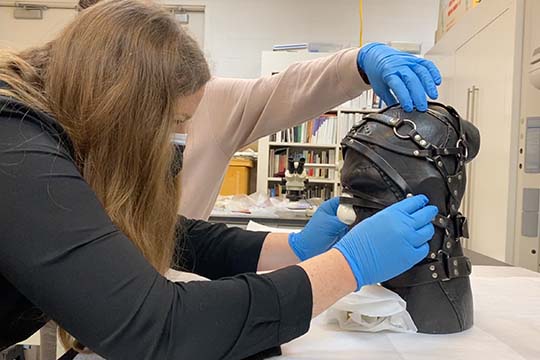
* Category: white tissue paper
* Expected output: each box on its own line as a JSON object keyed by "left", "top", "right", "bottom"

{"left": 325, "top": 285, "right": 417, "bottom": 333}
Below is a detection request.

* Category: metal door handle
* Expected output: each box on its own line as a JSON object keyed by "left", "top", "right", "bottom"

{"left": 466, "top": 88, "right": 473, "bottom": 121}
{"left": 464, "top": 85, "right": 479, "bottom": 249}
{"left": 471, "top": 85, "right": 480, "bottom": 123}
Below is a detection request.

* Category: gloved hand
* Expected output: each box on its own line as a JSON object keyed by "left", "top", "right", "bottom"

{"left": 333, "top": 195, "right": 437, "bottom": 290}
{"left": 289, "top": 197, "right": 349, "bottom": 261}
{"left": 357, "top": 42, "right": 442, "bottom": 112}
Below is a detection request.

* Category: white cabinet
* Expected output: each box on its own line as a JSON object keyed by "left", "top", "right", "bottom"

{"left": 426, "top": 0, "right": 524, "bottom": 263}
{"left": 454, "top": 8, "right": 517, "bottom": 261}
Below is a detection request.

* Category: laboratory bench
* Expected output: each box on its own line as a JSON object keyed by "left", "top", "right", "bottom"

{"left": 276, "top": 265, "right": 540, "bottom": 360}
{"left": 11, "top": 216, "right": 533, "bottom": 360}
{"left": 211, "top": 212, "right": 540, "bottom": 360}
{"left": 209, "top": 211, "right": 310, "bottom": 229}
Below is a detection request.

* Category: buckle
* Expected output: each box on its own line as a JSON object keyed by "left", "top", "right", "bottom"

{"left": 437, "top": 251, "right": 452, "bottom": 282}
{"left": 455, "top": 214, "right": 469, "bottom": 239}
{"left": 456, "top": 138, "right": 469, "bottom": 160}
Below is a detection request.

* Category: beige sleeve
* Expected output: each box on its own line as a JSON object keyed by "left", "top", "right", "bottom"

{"left": 205, "top": 48, "right": 370, "bottom": 155}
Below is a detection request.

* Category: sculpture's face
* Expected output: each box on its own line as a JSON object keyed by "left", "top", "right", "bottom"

{"left": 339, "top": 102, "right": 480, "bottom": 334}
{"left": 341, "top": 102, "right": 480, "bottom": 225}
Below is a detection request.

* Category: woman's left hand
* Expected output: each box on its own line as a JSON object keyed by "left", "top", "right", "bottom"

{"left": 357, "top": 42, "right": 442, "bottom": 112}
{"left": 288, "top": 197, "right": 349, "bottom": 261}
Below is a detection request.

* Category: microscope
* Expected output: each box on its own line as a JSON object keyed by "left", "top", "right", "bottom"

{"left": 280, "top": 156, "right": 308, "bottom": 201}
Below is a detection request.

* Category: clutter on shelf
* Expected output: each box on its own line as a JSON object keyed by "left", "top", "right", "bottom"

{"left": 213, "top": 192, "right": 320, "bottom": 216}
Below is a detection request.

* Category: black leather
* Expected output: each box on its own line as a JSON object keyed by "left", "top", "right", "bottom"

{"left": 340, "top": 102, "right": 480, "bottom": 334}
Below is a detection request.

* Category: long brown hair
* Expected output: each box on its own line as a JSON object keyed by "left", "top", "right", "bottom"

{"left": 0, "top": 0, "right": 210, "bottom": 351}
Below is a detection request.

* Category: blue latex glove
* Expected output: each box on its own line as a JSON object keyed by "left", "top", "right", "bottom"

{"left": 334, "top": 195, "right": 437, "bottom": 290}
{"left": 358, "top": 42, "right": 442, "bottom": 112}
{"left": 289, "top": 197, "right": 349, "bottom": 261}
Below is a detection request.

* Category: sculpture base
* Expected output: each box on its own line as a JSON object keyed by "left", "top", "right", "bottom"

{"left": 384, "top": 276, "right": 474, "bottom": 334}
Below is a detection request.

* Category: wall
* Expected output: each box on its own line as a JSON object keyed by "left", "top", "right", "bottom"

{"left": 0, "top": 0, "right": 205, "bottom": 50}
{"left": 0, "top": 0, "right": 78, "bottom": 50}
{"left": 0, "top": 0, "right": 440, "bottom": 78}
{"left": 165, "top": 0, "right": 440, "bottom": 78}
{"left": 171, "top": 0, "right": 439, "bottom": 78}
{"left": 363, "top": 0, "right": 440, "bottom": 54}
{"left": 164, "top": 0, "right": 360, "bottom": 78}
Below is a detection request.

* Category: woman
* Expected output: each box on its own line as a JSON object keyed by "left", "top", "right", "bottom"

{"left": 0, "top": 1, "right": 437, "bottom": 359}
{"left": 75, "top": 0, "right": 442, "bottom": 221}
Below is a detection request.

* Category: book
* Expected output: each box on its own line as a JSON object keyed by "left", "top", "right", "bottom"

{"left": 270, "top": 115, "right": 338, "bottom": 145}
{"left": 340, "top": 90, "right": 382, "bottom": 110}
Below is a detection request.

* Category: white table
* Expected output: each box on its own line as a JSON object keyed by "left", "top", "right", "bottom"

{"left": 278, "top": 266, "right": 540, "bottom": 360}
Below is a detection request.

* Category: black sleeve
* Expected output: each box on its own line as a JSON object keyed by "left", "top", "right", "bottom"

{"left": 0, "top": 107, "right": 312, "bottom": 360}
{"left": 176, "top": 217, "right": 269, "bottom": 279}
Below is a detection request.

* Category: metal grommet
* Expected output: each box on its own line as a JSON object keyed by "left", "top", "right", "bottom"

{"left": 429, "top": 265, "right": 436, "bottom": 271}
{"left": 451, "top": 204, "right": 457, "bottom": 211}
{"left": 448, "top": 178, "right": 452, "bottom": 183}
{"left": 406, "top": 193, "right": 413, "bottom": 198}
{"left": 437, "top": 161, "right": 443, "bottom": 167}
{"left": 446, "top": 242, "right": 452, "bottom": 249}
{"left": 453, "top": 260, "right": 459, "bottom": 266}
{"left": 459, "top": 161, "right": 464, "bottom": 167}
{"left": 420, "top": 140, "right": 427, "bottom": 147}
{"left": 430, "top": 253, "right": 437, "bottom": 259}
{"left": 432, "top": 273, "right": 439, "bottom": 279}
{"left": 438, "top": 218, "right": 445, "bottom": 225}
{"left": 414, "top": 134, "right": 422, "bottom": 141}
{"left": 413, "top": 150, "right": 420, "bottom": 156}
{"left": 458, "top": 174, "right": 463, "bottom": 181}
{"left": 454, "top": 269, "right": 459, "bottom": 276}
{"left": 444, "top": 149, "right": 449, "bottom": 155}
{"left": 453, "top": 190, "right": 458, "bottom": 196}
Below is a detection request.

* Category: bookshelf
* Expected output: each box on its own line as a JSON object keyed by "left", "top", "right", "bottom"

{"left": 256, "top": 51, "right": 380, "bottom": 200}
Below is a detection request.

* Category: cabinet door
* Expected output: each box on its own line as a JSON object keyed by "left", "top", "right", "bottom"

{"left": 453, "top": 8, "right": 517, "bottom": 261}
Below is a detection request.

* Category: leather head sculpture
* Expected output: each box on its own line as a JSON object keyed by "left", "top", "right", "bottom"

{"left": 338, "top": 102, "right": 480, "bottom": 334}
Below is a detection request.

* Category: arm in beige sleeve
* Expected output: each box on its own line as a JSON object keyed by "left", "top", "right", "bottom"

{"left": 206, "top": 48, "right": 371, "bottom": 155}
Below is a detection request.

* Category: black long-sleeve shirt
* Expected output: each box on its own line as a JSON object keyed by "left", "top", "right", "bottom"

{"left": 0, "top": 96, "right": 313, "bottom": 359}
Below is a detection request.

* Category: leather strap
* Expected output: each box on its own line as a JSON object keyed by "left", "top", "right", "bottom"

{"left": 350, "top": 132, "right": 464, "bottom": 158}
{"left": 341, "top": 138, "right": 413, "bottom": 195}
{"left": 341, "top": 186, "right": 393, "bottom": 208}
{"left": 385, "top": 256, "right": 472, "bottom": 288}
{"left": 339, "top": 195, "right": 386, "bottom": 210}
{"left": 58, "top": 349, "right": 77, "bottom": 360}
{"left": 363, "top": 113, "right": 402, "bottom": 127}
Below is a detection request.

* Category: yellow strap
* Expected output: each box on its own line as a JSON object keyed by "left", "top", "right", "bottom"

{"left": 359, "top": 0, "right": 363, "bottom": 47}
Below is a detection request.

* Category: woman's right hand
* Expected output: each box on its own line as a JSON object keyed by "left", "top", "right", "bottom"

{"left": 333, "top": 195, "right": 438, "bottom": 290}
